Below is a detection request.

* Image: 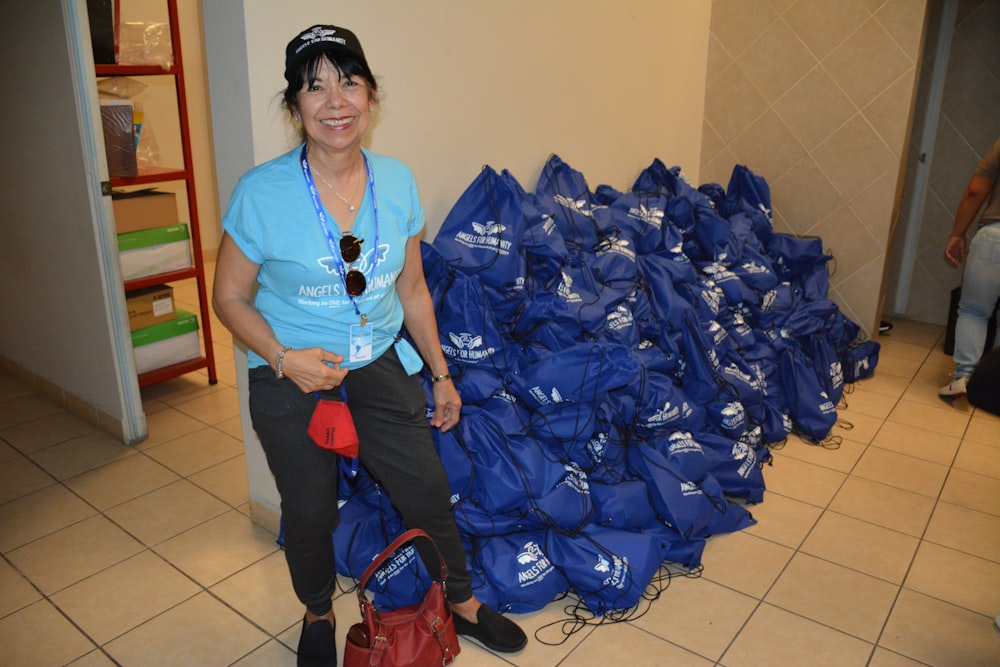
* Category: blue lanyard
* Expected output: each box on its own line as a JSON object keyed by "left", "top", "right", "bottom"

{"left": 300, "top": 145, "right": 379, "bottom": 324}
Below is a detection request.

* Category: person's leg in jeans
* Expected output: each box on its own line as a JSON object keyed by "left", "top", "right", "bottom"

{"left": 247, "top": 366, "right": 340, "bottom": 615}
{"left": 949, "top": 225, "right": 1000, "bottom": 387}
{"left": 343, "top": 348, "right": 474, "bottom": 603}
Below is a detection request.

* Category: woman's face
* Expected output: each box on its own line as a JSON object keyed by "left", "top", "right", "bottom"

{"left": 296, "top": 58, "right": 373, "bottom": 155}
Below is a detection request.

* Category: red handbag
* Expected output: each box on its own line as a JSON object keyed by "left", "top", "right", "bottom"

{"left": 343, "top": 529, "right": 461, "bottom": 667}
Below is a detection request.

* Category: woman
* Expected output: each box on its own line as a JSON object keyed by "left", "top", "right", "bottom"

{"left": 213, "top": 24, "right": 526, "bottom": 667}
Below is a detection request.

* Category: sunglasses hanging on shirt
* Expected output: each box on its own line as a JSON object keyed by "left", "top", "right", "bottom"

{"left": 300, "top": 145, "right": 380, "bottom": 326}
{"left": 340, "top": 234, "right": 366, "bottom": 297}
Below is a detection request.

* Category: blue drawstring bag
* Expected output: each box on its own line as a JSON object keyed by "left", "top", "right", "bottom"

{"left": 844, "top": 339, "right": 881, "bottom": 382}
{"left": 450, "top": 365, "right": 506, "bottom": 406}
{"left": 680, "top": 278, "right": 729, "bottom": 323}
{"left": 778, "top": 345, "right": 838, "bottom": 442}
{"left": 626, "top": 445, "right": 718, "bottom": 540}
{"left": 626, "top": 284, "right": 666, "bottom": 342}
{"left": 638, "top": 252, "right": 698, "bottom": 319}
{"left": 698, "top": 182, "right": 727, "bottom": 207}
{"left": 430, "top": 425, "right": 474, "bottom": 501}
{"left": 420, "top": 241, "right": 458, "bottom": 307}
{"left": 590, "top": 231, "right": 641, "bottom": 287}
{"left": 544, "top": 524, "right": 664, "bottom": 615}
{"left": 677, "top": 311, "right": 725, "bottom": 405}
{"left": 721, "top": 164, "right": 774, "bottom": 245}
{"left": 767, "top": 234, "right": 830, "bottom": 278}
{"left": 600, "top": 302, "right": 642, "bottom": 348}
{"left": 752, "top": 282, "right": 799, "bottom": 328}
{"left": 704, "top": 397, "right": 749, "bottom": 440}
{"left": 560, "top": 420, "right": 629, "bottom": 483}
{"left": 469, "top": 531, "right": 570, "bottom": 614}
{"left": 733, "top": 242, "right": 778, "bottom": 293}
{"left": 452, "top": 500, "right": 530, "bottom": 538}
{"left": 525, "top": 399, "right": 599, "bottom": 447}
{"left": 433, "top": 165, "right": 528, "bottom": 290}
{"left": 597, "top": 190, "right": 669, "bottom": 254}
{"left": 648, "top": 430, "right": 713, "bottom": 483}
{"left": 589, "top": 479, "right": 658, "bottom": 529}
{"left": 631, "top": 369, "right": 707, "bottom": 436}
{"left": 807, "top": 331, "right": 845, "bottom": 405}
{"left": 511, "top": 170, "right": 572, "bottom": 287}
{"left": 695, "top": 431, "right": 767, "bottom": 503}
{"left": 800, "top": 260, "right": 831, "bottom": 302}
{"left": 436, "top": 270, "right": 511, "bottom": 372}
{"left": 632, "top": 338, "right": 680, "bottom": 376}
{"left": 332, "top": 487, "right": 434, "bottom": 610}
{"left": 465, "top": 420, "right": 570, "bottom": 515}
{"left": 717, "top": 308, "right": 761, "bottom": 355}
{"left": 534, "top": 154, "right": 602, "bottom": 251}
{"left": 631, "top": 158, "right": 694, "bottom": 199}
{"left": 476, "top": 394, "right": 531, "bottom": 438}
{"left": 781, "top": 297, "right": 839, "bottom": 339}
{"left": 689, "top": 202, "right": 740, "bottom": 264}
{"left": 504, "top": 342, "right": 639, "bottom": 410}
{"left": 520, "top": 463, "right": 595, "bottom": 532}
{"left": 480, "top": 282, "right": 527, "bottom": 334}
{"left": 718, "top": 357, "right": 765, "bottom": 406}
{"left": 642, "top": 522, "right": 706, "bottom": 571}
{"left": 697, "top": 260, "right": 759, "bottom": 308}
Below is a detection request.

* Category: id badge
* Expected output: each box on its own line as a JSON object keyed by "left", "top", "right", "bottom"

{"left": 349, "top": 323, "right": 373, "bottom": 363}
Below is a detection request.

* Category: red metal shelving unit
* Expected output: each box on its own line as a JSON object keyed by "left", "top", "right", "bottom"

{"left": 100, "top": 0, "right": 216, "bottom": 388}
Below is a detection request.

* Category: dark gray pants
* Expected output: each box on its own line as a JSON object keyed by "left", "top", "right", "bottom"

{"left": 248, "top": 347, "right": 471, "bottom": 616}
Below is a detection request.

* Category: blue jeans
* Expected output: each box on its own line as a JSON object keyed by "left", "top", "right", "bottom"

{"left": 954, "top": 223, "right": 1000, "bottom": 378}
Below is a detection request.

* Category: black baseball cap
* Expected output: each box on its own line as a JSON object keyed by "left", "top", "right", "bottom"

{"left": 284, "top": 25, "right": 367, "bottom": 83}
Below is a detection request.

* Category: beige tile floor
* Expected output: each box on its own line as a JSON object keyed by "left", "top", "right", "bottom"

{"left": 1, "top": 292, "right": 999, "bottom": 665}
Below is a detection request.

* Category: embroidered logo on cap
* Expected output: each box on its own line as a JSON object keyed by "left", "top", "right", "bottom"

{"left": 296, "top": 26, "right": 347, "bottom": 54}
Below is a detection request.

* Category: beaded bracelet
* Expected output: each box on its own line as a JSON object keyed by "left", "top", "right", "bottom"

{"left": 431, "top": 373, "right": 452, "bottom": 383}
{"left": 274, "top": 345, "right": 291, "bottom": 379}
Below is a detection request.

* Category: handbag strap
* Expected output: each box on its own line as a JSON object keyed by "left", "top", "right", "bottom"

{"left": 356, "top": 528, "right": 450, "bottom": 600}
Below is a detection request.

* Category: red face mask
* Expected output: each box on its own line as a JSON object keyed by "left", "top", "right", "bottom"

{"left": 307, "top": 397, "right": 359, "bottom": 458}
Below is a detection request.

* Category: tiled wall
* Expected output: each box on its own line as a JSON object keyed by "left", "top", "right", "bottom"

{"left": 885, "top": 0, "right": 1000, "bottom": 326}
{"left": 700, "top": 0, "right": 928, "bottom": 335}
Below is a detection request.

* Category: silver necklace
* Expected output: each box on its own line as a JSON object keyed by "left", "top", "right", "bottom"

{"left": 311, "top": 166, "right": 357, "bottom": 212}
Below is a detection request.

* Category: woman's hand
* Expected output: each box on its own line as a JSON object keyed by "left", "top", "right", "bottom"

{"left": 281, "top": 347, "right": 348, "bottom": 393}
{"left": 431, "top": 379, "right": 462, "bottom": 433}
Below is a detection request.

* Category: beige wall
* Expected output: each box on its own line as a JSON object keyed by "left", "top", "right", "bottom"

{"left": 700, "top": 0, "right": 928, "bottom": 336}
{"left": 233, "top": 0, "right": 712, "bottom": 238}
{"left": 886, "top": 0, "right": 1000, "bottom": 326}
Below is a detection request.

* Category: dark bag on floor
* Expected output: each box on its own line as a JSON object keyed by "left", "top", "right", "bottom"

{"left": 343, "top": 529, "right": 460, "bottom": 667}
{"left": 943, "top": 285, "right": 998, "bottom": 355}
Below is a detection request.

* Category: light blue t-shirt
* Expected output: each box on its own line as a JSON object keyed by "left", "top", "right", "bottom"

{"left": 222, "top": 146, "right": 425, "bottom": 370}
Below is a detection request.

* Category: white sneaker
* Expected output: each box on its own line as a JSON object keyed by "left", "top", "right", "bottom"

{"left": 939, "top": 376, "right": 969, "bottom": 397}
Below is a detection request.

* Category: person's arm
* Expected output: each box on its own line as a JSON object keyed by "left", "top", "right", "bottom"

{"left": 945, "top": 173, "right": 997, "bottom": 266}
{"left": 212, "top": 232, "right": 346, "bottom": 392}
{"left": 396, "top": 235, "right": 461, "bottom": 432}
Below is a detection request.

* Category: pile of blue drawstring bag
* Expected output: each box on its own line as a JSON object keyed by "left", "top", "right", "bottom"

{"left": 330, "top": 154, "right": 881, "bottom": 621}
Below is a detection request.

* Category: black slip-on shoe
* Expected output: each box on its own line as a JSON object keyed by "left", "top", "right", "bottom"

{"left": 453, "top": 605, "right": 527, "bottom": 653}
{"left": 297, "top": 616, "right": 337, "bottom": 667}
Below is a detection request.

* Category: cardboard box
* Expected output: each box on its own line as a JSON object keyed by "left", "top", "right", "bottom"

{"left": 118, "top": 224, "right": 192, "bottom": 280}
{"left": 125, "top": 285, "right": 175, "bottom": 332}
{"left": 100, "top": 100, "right": 137, "bottom": 178}
{"left": 112, "top": 190, "right": 179, "bottom": 234}
{"left": 131, "top": 309, "right": 200, "bottom": 374}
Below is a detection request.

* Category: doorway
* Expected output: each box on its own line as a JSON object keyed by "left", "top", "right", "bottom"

{"left": 884, "top": 0, "right": 1000, "bottom": 329}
